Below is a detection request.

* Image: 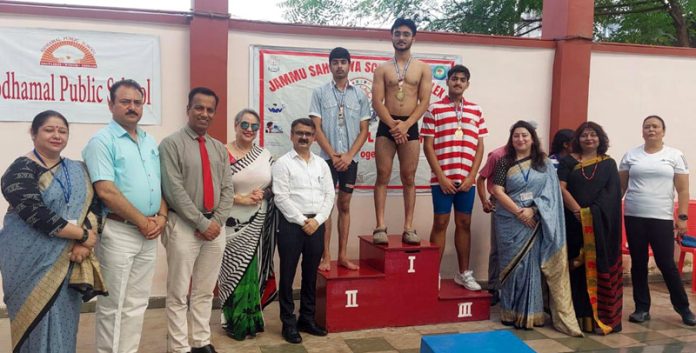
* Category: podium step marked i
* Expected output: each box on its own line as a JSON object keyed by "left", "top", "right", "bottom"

{"left": 317, "top": 235, "right": 491, "bottom": 332}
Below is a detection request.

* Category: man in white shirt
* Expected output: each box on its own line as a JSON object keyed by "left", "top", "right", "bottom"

{"left": 272, "top": 118, "right": 335, "bottom": 344}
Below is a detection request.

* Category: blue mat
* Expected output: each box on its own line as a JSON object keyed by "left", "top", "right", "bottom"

{"left": 421, "top": 330, "right": 536, "bottom": 353}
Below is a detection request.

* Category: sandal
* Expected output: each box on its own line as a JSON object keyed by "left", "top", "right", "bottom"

{"left": 402, "top": 229, "right": 421, "bottom": 244}
{"left": 372, "top": 227, "right": 388, "bottom": 244}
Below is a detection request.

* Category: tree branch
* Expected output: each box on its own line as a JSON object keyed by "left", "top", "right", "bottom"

{"left": 516, "top": 24, "right": 542, "bottom": 37}
{"left": 595, "top": 0, "right": 662, "bottom": 10}
{"left": 596, "top": 4, "right": 667, "bottom": 16}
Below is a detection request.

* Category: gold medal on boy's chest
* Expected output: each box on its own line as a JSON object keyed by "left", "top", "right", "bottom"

{"left": 393, "top": 56, "right": 411, "bottom": 102}
{"left": 396, "top": 83, "right": 405, "bottom": 101}
{"left": 454, "top": 128, "right": 464, "bottom": 138}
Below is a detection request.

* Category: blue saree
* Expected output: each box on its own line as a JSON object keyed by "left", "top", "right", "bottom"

{"left": 0, "top": 157, "right": 98, "bottom": 353}
{"left": 494, "top": 157, "right": 582, "bottom": 336}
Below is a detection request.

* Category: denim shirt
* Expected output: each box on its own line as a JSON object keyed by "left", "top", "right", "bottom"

{"left": 308, "top": 81, "right": 371, "bottom": 162}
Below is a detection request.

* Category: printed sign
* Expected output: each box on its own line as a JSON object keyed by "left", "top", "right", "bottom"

{"left": 0, "top": 28, "right": 161, "bottom": 124}
{"left": 252, "top": 46, "right": 459, "bottom": 190}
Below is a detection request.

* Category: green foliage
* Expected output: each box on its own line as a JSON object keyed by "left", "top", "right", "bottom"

{"left": 280, "top": 0, "right": 696, "bottom": 47}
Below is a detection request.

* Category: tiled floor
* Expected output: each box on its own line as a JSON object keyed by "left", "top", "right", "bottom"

{"left": 4, "top": 283, "right": 696, "bottom": 352}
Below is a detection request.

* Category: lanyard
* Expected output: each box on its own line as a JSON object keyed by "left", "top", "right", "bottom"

{"left": 33, "top": 149, "right": 71, "bottom": 204}
{"left": 517, "top": 161, "right": 531, "bottom": 184}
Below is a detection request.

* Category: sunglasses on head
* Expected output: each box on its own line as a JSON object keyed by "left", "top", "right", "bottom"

{"left": 240, "top": 121, "right": 260, "bottom": 131}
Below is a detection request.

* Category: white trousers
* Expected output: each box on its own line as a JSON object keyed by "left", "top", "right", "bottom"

{"left": 162, "top": 212, "right": 225, "bottom": 353}
{"left": 95, "top": 219, "right": 158, "bottom": 353}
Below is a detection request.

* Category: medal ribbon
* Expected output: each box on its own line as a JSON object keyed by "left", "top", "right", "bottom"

{"left": 393, "top": 56, "right": 412, "bottom": 84}
{"left": 332, "top": 82, "right": 347, "bottom": 125}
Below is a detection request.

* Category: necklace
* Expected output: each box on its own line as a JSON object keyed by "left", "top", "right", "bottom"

{"left": 393, "top": 56, "right": 412, "bottom": 101}
{"left": 579, "top": 156, "right": 599, "bottom": 181}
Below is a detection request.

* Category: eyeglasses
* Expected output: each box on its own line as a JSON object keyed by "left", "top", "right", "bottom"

{"left": 240, "top": 121, "right": 260, "bottom": 131}
{"left": 293, "top": 131, "right": 314, "bottom": 138}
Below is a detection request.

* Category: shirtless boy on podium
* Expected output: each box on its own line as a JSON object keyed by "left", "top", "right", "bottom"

{"left": 371, "top": 17, "right": 432, "bottom": 244}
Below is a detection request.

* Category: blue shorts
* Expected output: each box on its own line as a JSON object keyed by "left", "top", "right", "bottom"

{"left": 431, "top": 185, "right": 476, "bottom": 215}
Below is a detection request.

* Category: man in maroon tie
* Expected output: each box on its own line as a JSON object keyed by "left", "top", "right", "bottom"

{"left": 159, "top": 87, "right": 235, "bottom": 353}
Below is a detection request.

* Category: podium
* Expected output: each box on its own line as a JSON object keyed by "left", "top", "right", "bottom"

{"left": 316, "top": 235, "right": 491, "bottom": 332}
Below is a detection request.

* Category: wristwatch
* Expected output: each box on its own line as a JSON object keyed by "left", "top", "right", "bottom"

{"left": 678, "top": 214, "right": 689, "bottom": 221}
{"left": 77, "top": 228, "right": 89, "bottom": 244}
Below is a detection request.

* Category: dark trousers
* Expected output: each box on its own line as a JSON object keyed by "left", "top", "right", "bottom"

{"left": 277, "top": 214, "right": 325, "bottom": 327}
{"left": 625, "top": 216, "right": 690, "bottom": 313}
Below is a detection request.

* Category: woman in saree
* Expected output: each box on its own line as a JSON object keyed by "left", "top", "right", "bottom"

{"left": 491, "top": 120, "right": 581, "bottom": 336}
{"left": 558, "top": 121, "right": 622, "bottom": 334}
{"left": 218, "top": 108, "right": 278, "bottom": 340}
{"left": 0, "top": 110, "right": 103, "bottom": 353}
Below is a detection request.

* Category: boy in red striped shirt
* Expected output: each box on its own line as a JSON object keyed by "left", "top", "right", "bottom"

{"left": 421, "top": 65, "right": 487, "bottom": 291}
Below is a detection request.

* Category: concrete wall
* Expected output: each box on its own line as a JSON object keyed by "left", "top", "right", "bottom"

{"left": 588, "top": 50, "right": 696, "bottom": 196}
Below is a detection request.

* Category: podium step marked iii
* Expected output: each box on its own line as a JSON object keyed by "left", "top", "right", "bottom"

{"left": 317, "top": 235, "right": 491, "bottom": 332}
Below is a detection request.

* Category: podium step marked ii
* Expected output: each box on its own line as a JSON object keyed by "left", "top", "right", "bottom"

{"left": 317, "top": 235, "right": 491, "bottom": 332}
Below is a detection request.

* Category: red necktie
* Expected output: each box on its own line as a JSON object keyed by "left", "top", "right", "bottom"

{"left": 197, "top": 136, "right": 214, "bottom": 211}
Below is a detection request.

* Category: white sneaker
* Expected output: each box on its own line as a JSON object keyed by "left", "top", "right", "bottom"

{"left": 454, "top": 270, "right": 482, "bottom": 291}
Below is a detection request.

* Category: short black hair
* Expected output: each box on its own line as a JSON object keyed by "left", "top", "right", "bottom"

{"left": 187, "top": 87, "right": 219, "bottom": 108}
{"left": 643, "top": 114, "right": 666, "bottom": 130}
{"left": 31, "top": 110, "right": 68, "bottom": 135}
{"left": 447, "top": 65, "right": 470, "bottom": 81}
{"left": 550, "top": 129, "right": 574, "bottom": 156}
{"left": 109, "top": 79, "right": 143, "bottom": 102}
{"left": 391, "top": 18, "right": 417, "bottom": 36}
{"left": 571, "top": 121, "right": 610, "bottom": 155}
{"left": 291, "top": 118, "right": 315, "bottom": 132}
{"left": 329, "top": 47, "right": 351, "bottom": 63}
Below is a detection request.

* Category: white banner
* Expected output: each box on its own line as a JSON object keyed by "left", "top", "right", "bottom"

{"left": 0, "top": 28, "right": 161, "bottom": 124}
{"left": 252, "top": 46, "right": 459, "bottom": 191}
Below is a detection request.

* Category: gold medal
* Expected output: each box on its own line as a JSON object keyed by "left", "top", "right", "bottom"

{"left": 454, "top": 128, "right": 463, "bottom": 138}
{"left": 396, "top": 87, "right": 405, "bottom": 101}
{"left": 393, "top": 57, "right": 411, "bottom": 102}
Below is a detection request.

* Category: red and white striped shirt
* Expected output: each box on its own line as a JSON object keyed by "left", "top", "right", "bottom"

{"left": 420, "top": 96, "right": 488, "bottom": 185}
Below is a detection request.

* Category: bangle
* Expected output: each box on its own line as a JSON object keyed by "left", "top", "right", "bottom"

{"left": 158, "top": 213, "right": 168, "bottom": 220}
{"left": 77, "top": 228, "right": 89, "bottom": 244}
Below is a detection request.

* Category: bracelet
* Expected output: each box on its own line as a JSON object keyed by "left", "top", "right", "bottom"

{"left": 77, "top": 228, "right": 89, "bottom": 244}
{"left": 157, "top": 213, "right": 168, "bottom": 220}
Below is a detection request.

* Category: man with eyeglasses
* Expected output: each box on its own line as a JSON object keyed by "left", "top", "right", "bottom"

{"left": 309, "top": 47, "right": 370, "bottom": 271}
{"left": 83, "top": 79, "right": 167, "bottom": 353}
{"left": 371, "top": 17, "right": 432, "bottom": 245}
{"left": 272, "top": 118, "right": 335, "bottom": 343}
{"left": 158, "top": 87, "right": 234, "bottom": 353}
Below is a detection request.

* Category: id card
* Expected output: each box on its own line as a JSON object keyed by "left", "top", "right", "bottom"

{"left": 519, "top": 192, "right": 533, "bottom": 202}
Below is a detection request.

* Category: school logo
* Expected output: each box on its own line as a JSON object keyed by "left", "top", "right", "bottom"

{"left": 40, "top": 37, "right": 97, "bottom": 68}
{"left": 350, "top": 76, "right": 372, "bottom": 100}
{"left": 266, "top": 102, "right": 285, "bottom": 113}
{"left": 267, "top": 58, "right": 280, "bottom": 73}
{"left": 432, "top": 65, "right": 447, "bottom": 80}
